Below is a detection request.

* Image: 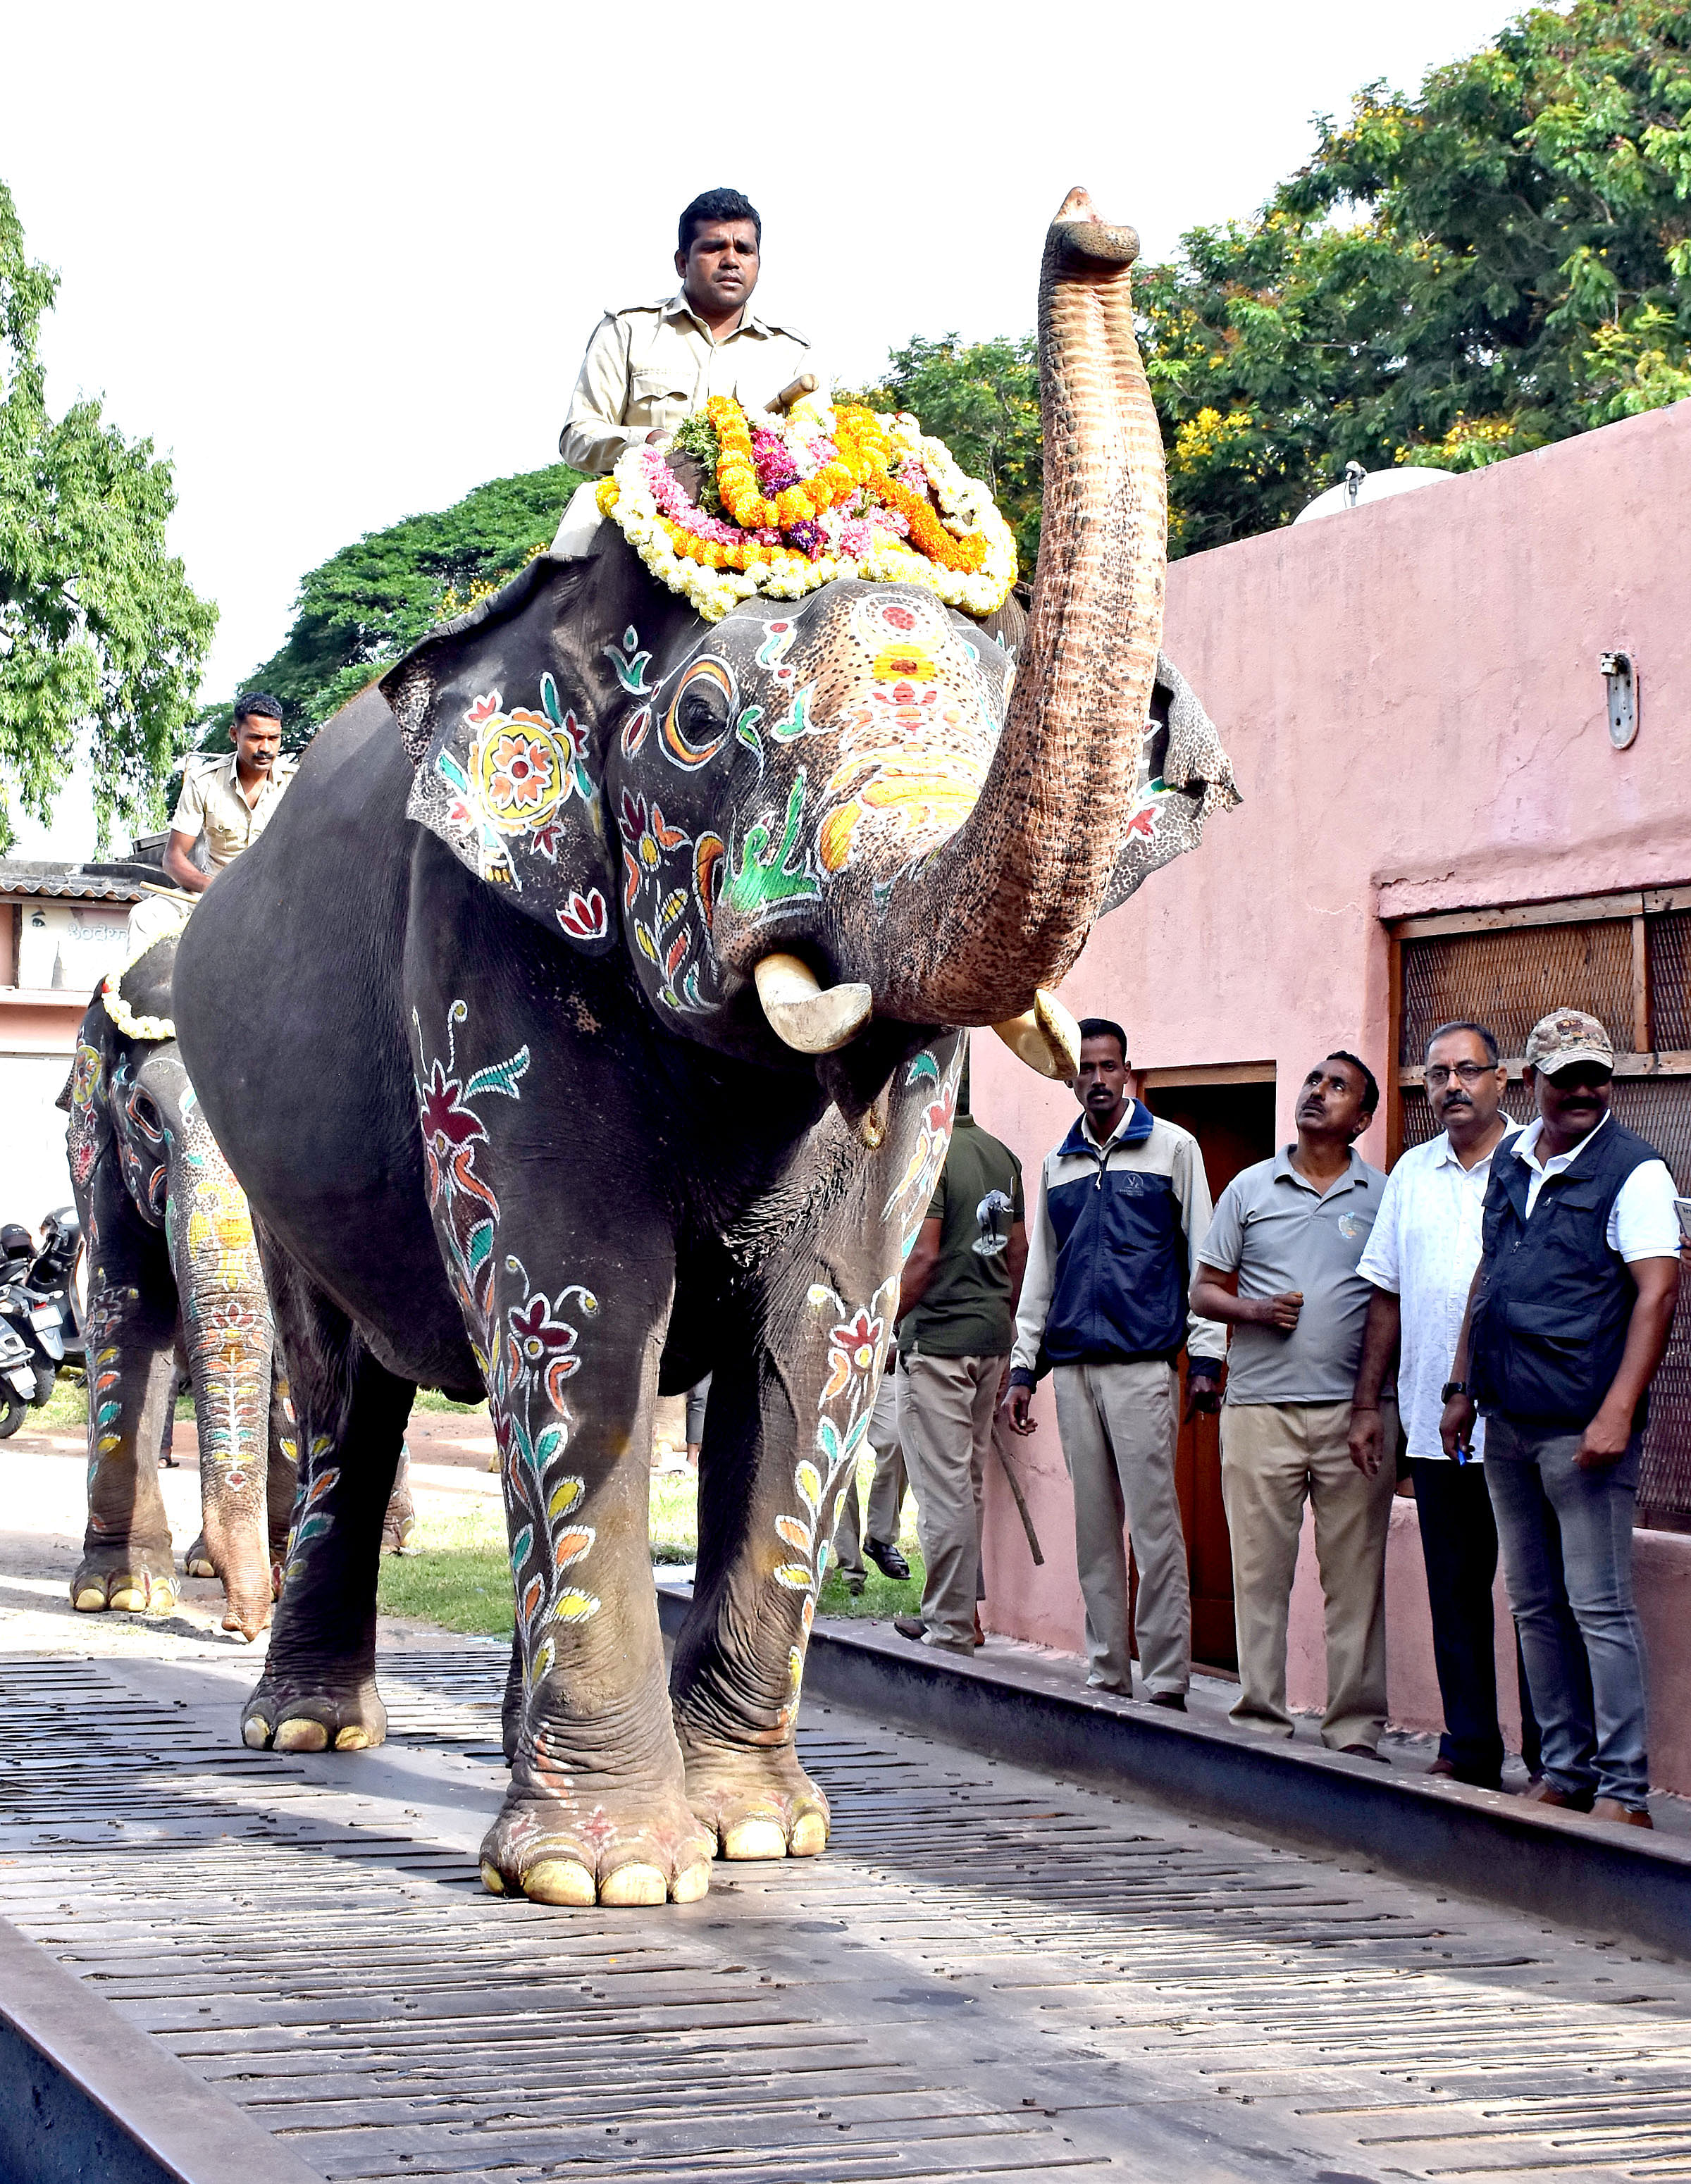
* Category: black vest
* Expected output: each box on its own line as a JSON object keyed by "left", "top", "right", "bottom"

{"left": 1471, "top": 1117, "right": 1661, "bottom": 1431}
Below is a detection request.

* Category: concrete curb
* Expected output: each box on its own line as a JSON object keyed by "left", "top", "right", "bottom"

{"left": 0, "top": 1913, "right": 327, "bottom": 2184}
{"left": 657, "top": 1581, "right": 1691, "bottom": 1959}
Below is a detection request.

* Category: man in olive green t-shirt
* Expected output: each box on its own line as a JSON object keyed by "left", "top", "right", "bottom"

{"left": 893, "top": 1076, "right": 1027, "bottom": 1653}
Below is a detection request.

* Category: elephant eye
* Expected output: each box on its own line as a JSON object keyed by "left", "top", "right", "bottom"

{"left": 679, "top": 685, "right": 726, "bottom": 736}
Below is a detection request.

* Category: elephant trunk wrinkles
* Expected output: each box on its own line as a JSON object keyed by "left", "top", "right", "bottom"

{"left": 871, "top": 190, "right": 1165, "bottom": 1026}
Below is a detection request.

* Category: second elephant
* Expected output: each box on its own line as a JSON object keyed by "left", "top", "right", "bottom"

{"left": 65, "top": 928, "right": 296, "bottom": 1639}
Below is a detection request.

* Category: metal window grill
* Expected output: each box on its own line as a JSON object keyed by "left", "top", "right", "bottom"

{"left": 1649, "top": 911, "right": 1691, "bottom": 1052}
{"left": 1399, "top": 922, "right": 1637, "bottom": 1069}
{"left": 1396, "top": 912, "right": 1691, "bottom": 1530}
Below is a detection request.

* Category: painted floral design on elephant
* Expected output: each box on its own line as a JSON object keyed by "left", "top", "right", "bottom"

{"left": 411, "top": 998, "right": 602, "bottom": 1683}
{"left": 771, "top": 1271, "right": 901, "bottom": 1727}
{"left": 817, "top": 596, "right": 1000, "bottom": 875}
{"left": 881, "top": 1042, "right": 965, "bottom": 1244}
{"left": 82, "top": 1285, "right": 133, "bottom": 1495}
{"left": 66, "top": 1036, "right": 104, "bottom": 1186}
{"left": 617, "top": 789, "right": 714, "bottom": 1012}
{"left": 433, "top": 674, "right": 596, "bottom": 888}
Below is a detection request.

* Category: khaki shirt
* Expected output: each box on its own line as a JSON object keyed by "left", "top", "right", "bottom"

{"left": 169, "top": 751, "right": 298, "bottom": 871}
{"left": 559, "top": 293, "right": 822, "bottom": 476}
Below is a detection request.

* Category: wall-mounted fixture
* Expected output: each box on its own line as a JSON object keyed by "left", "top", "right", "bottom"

{"left": 1600, "top": 650, "right": 1638, "bottom": 750}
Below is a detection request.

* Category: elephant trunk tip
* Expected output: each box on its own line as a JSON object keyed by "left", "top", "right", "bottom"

{"left": 1051, "top": 185, "right": 1140, "bottom": 268}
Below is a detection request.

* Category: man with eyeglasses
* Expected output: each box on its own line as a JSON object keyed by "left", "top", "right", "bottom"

{"left": 1441, "top": 1010, "right": 1680, "bottom": 1828}
{"left": 1350, "top": 1021, "right": 1539, "bottom": 1790}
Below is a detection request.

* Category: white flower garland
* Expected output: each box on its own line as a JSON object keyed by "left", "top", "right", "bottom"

{"left": 602, "top": 403, "right": 1018, "bottom": 624}
{"left": 101, "top": 979, "right": 175, "bottom": 1042}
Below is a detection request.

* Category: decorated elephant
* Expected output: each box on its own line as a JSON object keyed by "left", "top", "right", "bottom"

{"left": 63, "top": 929, "right": 296, "bottom": 1638}
{"left": 174, "top": 190, "right": 1237, "bottom": 1905}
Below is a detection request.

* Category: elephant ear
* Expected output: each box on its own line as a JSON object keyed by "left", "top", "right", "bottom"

{"left": 1098, "top": 651, "right": 1242, "bottom": 918}
{"left": 381, "top": 555, "right": 621, "bottom": 955}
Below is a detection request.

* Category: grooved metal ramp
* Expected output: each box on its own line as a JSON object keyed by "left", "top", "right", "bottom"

{"left": 6, "top": 1644, "right": 1691, "bottom": 2182}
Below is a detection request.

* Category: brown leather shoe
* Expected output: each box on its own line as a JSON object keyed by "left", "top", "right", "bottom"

{"left": 1522, "top": 1778, "right": 1594, "bottom": 1811}
{"left": 1590, "top": 1797, "right": 1654, "bottom": 1828}
{"left": 1340, "top": 1744, "right": 1388, "bottom": 1761}
{"left": 1427, "top": 1756, "right": 1458, "bottom": 1777}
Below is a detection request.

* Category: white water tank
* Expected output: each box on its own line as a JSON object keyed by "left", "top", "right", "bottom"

{"left": 1293, "top": 459, "right": 1456, "bottom": 523}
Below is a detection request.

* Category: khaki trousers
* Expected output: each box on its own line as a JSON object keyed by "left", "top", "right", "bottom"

{"left": 900, "top": 1353, "right": 1003, "bottom": 1649}
{"left": 1220, "top": 1399, "right": 1398, "bottom": 1750}
{"left": 831, "top": 1367, "right": 908, "bottom": 1577}
{"left": 1052, "top": 1360, "right": 1189, "bottom": 1696}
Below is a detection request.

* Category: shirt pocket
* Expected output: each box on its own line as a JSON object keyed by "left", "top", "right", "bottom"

{"left": 626, "top": 368, "right": 692, "bottom": 428}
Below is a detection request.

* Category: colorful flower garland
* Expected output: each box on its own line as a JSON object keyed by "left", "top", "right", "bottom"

{"left": 597, "top": 396, "right": 1016, "bottom": 622}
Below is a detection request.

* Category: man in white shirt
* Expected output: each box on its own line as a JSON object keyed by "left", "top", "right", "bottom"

{"left": 559, "top": 188, "right": 822, "bottom": 478}
{"left": 1442, "top": 1010, "right": 1680, "bottom": 1827}
{"left": 1350, "top": 1021, "right": 1540, "bottom": 1789}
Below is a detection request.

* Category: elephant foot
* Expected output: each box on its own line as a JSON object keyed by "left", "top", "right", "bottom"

{"left": 241, "top": 1665, "right": 386, "bottom": 1754}
{"left": 71, "top": 1546, "right": 178, "bottom": 1618}
{"left": 183, "top": 1534, "right": 217, "bottom": 1580}
{"left": 381, "top": 1493, "right": 418, "bottom": 1556}
{"left": 679, "top": 1735, "right": 831, "bottom": 1861}
{"left": 478, "top": 1780, "right": 714, "bottom": 1908}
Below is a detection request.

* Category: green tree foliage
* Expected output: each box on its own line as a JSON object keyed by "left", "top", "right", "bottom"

{"left": 0, "top": 181, "right": 216, "bottom": 850}
{"left": 204, "top": 462, "right": 586, "bottom": 750}
{"left": 853, "top": 2, "right": 1691, "bottom": 563}
{"left": 845, "top": 335, "right": 1043, "bottom": 576}
{"left": 1144, "top": 0, "right": 1691, "bottom": 553}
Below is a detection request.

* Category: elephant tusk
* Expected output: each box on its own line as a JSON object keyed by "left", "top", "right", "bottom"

{"left": 754, "top": 954, "right": 874, "bottom": 1056}
{"left": 991, "top": 989, "right": 1082, "bottom": 1081}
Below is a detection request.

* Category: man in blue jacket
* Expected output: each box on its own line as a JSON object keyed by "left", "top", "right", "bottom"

{"left": 1005, "top": 1019, "right": 1225, "bottom": 1706}
{"left": 1442, "top": 1009, "right": 1680, "bottom": 1827}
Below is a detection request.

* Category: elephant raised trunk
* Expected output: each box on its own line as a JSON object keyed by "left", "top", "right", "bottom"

{"left": 862, "top": 188, "right": 1165, "bottom": 1029}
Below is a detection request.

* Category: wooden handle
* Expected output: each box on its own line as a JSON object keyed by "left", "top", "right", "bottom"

{"left": 767, "top": 373, "right": 819, "bottom": 414}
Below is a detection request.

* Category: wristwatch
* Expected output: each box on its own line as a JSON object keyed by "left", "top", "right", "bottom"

{"left": 1440, "top": 1379, "right": 1470, "bottom": 1403}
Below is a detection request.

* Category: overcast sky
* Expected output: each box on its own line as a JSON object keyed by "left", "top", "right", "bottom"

{"left": 6, "top": 0, "right": 1524, "bottom": 857}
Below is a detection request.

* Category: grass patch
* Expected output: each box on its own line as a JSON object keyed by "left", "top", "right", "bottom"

{"left": 410, "top": 1388, "right": 488, "bottom": 1415}
{"left": 375, "top": 1456, "right": 929, "bottom": 1639}
{"left": 378, "top": 1500, "right": 512, "bottom": 1636}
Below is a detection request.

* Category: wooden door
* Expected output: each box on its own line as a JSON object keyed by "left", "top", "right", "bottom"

{"left": 1144, "top": 1079, "right": 1277, "bottom": 1672}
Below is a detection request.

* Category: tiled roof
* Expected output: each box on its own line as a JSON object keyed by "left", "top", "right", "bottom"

{"left": 0, "top": 860, "right": 157, "bottom": 905}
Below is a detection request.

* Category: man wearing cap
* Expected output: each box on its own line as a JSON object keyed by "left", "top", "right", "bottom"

{"left": 559, "top": 187, "right": 822, "bottom": 479}
{"left": 162, "top": 693, "right": 297, "bottom": 895}
{"left": 1442, "top": 1010, "right": 1681, "bottom": 1828}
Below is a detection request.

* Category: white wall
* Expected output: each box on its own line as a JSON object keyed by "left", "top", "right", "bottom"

{"left": 0, "top": 1052, "right": 81, "bottom": 1231}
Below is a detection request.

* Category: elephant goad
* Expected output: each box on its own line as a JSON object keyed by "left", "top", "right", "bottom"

{"left": 175, "top": 191, "right": 1237, "bottom": 1906}
{"left": 63, "top": 930, "right": 296, "bottom": 1639}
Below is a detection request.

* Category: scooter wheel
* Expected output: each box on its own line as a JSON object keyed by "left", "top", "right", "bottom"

{"left": 0, "top": 1396, "right": 25, "bottom": 1439}
{"left": 31, "top": 1365, "right": 54, "bottom": 1406}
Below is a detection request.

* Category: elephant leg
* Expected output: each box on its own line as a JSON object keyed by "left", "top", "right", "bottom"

{"left": 239, "top": 1253, "right": 412, "bottom": 1753}
{"left": 471, "top": 1240, "right": 712, "bottom": 1910}
{"left": 668, "top": 1320, "right": 866, "bottom": 1861}
{"left": 671, "top": 1041, "right": 961, "bottom": 1861}
{"left": 73, "top": 1192, "right": 180, "bottom": 1616}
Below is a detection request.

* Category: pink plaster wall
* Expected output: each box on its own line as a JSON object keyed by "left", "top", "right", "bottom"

{"left": 972, "top": 399, "right": 1691, "bottom": 1782}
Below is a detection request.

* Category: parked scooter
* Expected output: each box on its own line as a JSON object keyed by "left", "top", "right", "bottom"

{"left": 0, "top": 1210, "right": 85, "bottom": 1437}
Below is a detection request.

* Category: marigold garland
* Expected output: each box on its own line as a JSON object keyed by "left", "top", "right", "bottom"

{"left": 600, "top": 397, "right": 1015, "bottom": 622}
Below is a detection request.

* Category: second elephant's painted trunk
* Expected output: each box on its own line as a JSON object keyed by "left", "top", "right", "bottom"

{"left": 168, "top": 1148, "right": 277, "bottom": 1641}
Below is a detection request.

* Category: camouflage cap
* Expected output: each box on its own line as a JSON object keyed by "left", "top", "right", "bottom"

{"left": 1525, "top": 1008, "right": 1614, "bottom": 1077}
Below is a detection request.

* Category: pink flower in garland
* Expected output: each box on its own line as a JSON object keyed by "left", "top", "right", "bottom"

{"left": 752, "top": 427, "right": 800, "bottom": 493}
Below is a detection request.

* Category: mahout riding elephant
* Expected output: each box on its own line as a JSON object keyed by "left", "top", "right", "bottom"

{"left": 63, "top": 931, "right": 295, "bottom": 1639}
{"left": 174, "top": 190, "right": 1236, "bottom": 1905}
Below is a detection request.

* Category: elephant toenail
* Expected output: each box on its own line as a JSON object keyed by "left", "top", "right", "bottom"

{"left": 523, "top": 1859, "right": 595, "bottom": 1906}
{"left": 672, "top": 1861, "right": 712, "bottom": 1904}
{"left": 600, "top": 1863, "right": 668, "bottom": 1907}
{"left": 273, "top": 1719, "right": 329, "bottom": 1752}
{"left": 721, "top": 1816, "right": 788, "bottom": 1861}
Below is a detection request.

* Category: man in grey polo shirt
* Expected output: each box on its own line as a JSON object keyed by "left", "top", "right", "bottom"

{"left": 1191, "top": 1053, "right": 1396, "bottom": 1756}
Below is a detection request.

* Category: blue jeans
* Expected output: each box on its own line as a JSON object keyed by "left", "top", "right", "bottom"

{"left": 1484, "top": 1415, "right": 1647, "bottom": 1810}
